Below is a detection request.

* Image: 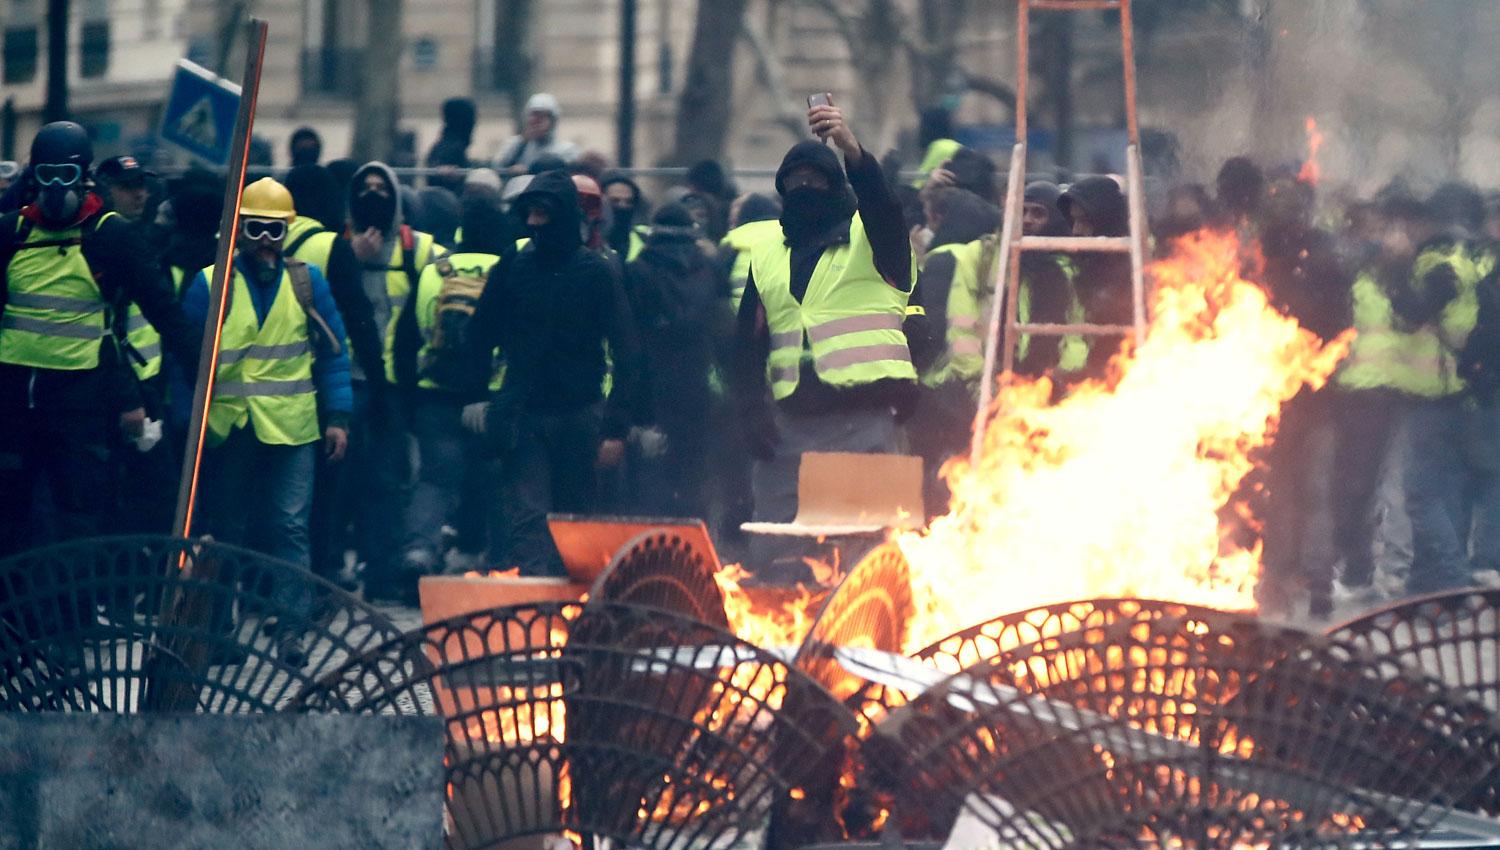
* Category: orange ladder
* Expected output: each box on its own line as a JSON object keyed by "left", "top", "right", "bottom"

{"left": 969, "top": 0, "right": 1150, "bottom": 464}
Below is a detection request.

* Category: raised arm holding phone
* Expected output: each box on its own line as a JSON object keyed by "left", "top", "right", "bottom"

{"left": 730, "top": 95, "right": 919, "bottom": 573}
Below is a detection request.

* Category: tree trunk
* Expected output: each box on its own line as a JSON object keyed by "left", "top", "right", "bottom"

{"left": 670, "top": 0, "right": 749, "bottom": 165}
{"left": 351, "top": 0, "right": 403, "bottom": 164}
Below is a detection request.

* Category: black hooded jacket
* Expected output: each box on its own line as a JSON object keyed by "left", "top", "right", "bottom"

{"left": 733, "top": 142, "right": 913, "bottom": 416}
{"left": 1060, "top": 177, "right": 1133, "bottom": 378}
{"left": 908, "top": 191, "right": 1000, "bottom": 375}
{"left": 284, "top": 164, "right": 385, "bottom": 384}
{"left": 625, "top": 205, "right": 732, "bottom": 431}
{"left": 462, "top": 170, "right": 641, "bottom": 434}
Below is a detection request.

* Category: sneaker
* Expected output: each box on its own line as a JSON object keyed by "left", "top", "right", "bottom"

{"left": 1332, "top": 579, "right": 1385, "bottom": 613}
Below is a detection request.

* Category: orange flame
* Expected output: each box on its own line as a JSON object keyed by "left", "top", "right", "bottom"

{"left": 462, "top": 567, "right": 522, "bottom": 579}
{"left": 1298, "top": 116, "right": 1324, "bottom": 185}
{"left": 897, "top": 229, "right": 1351, "bottom": 652}
{"left": 714, "top": 562, "right": 830, "bottom": 649}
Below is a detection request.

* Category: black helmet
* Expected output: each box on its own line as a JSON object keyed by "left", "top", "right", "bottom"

{"left": 30, "top": 121, "right": 93, "bottom": 169}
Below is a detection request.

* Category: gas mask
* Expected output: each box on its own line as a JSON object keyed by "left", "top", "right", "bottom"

{"left": 32, "top": 162, "right": 85, "bottom": 227}
{"left": 241, "top": 216, "right": 288, "bottom": 283}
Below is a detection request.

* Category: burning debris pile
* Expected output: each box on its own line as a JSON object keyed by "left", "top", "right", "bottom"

{"left": 0, "top": 236, "right": 1492, "bottom": 849}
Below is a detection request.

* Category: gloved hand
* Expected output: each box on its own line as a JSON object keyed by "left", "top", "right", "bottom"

{"left": 462, "top": 401, "right": 490, "bottom": 435}
{"left": 629, "top": 425, "right": 669, "bottom": 459}
{"left": 743, "top": 406, "right": 779, "bottom": 461}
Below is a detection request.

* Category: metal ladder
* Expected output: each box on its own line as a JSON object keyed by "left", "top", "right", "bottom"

{"left": 969, "top": 0, "right": 1150, "bottom": 465}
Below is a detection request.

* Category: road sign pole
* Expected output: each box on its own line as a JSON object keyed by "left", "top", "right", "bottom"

{"left": 172, "top": 19, "right": 269, "bottom": 542}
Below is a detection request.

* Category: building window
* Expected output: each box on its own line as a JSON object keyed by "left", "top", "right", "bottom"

{"left": 3, "top": 0, "right": 38, "bottom": 84}
{"left": 473, "top": 0, "right": 533, "bottom": 102}
{"left": 80, "top": 21, "right": 110, "bottom": 78}
{"left": 2, "top": 26, "right": 37, "bottom": 83}
{"left": 302, "top": 0, "right": 360, "bottom": 95}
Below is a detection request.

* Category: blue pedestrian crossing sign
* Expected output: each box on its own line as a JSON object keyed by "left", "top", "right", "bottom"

{"left": 160, "top": 59, "right": 241, "bottom": 164}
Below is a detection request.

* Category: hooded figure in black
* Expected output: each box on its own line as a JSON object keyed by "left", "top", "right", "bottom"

{"left": 905, "top": 186, "right": 999, "bottom": 520}
{"left": 1060, "top": 176, "right": 1132, "bottom": 380}
{"left": 600, "top": 172, "right": 649, "bottom": 258}
{"left": 425, "top": 97, "right": 477, "bottom": 195}
{"left": 731, "top": 102, "right": 912, "bottom": 576}
{"left": 623, "top": 203, "right": 731, "bottom": 516}
{"left": 461, "top": 169, "right": 642, "bottom": 576}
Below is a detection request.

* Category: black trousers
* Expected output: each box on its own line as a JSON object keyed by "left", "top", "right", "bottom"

{"left": 0, "top": 406, "right": 113, "bottom": 559}
{"left": 497, "top": 407, "right": 601, "bottom": 577}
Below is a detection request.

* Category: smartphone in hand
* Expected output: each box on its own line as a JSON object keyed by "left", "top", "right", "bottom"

{"left": 807, "top": 93, "right": 834, "bottom": 144}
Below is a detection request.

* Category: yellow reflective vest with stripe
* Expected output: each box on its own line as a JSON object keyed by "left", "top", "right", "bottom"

{"left": 1333, "top": 271, "right": 1409, "bottom": 393}
{"left": 751, "top": 213, "right": 917, "bottom": 400}
{"left": 412, "top": 251, "right": 504, "bottom": 392}
{"left": 380, "top": 228, "right": 442, "bottom": 383}
{"left": 205, "top": 266, "right": 321, "bottom": 447}
{"left": 1016, "top": 255, "right": 1088, "bottom": 374}
{"left": 919, "top": 241, "right": 985, "bottom": 388}
{"left": 122, "top": 265, "right": 189, "bottom": 380}
{"left": 0, "top": 212, "right": 118, "bottom": 370}
{"left": 1402, "top": 243, "right": 1483, "bottom": 398}
{"left": 286, "top": 216, "right": 337, "bottom": 273}
{"left": 721, "top": 219, "right": 783, "bottom": 313}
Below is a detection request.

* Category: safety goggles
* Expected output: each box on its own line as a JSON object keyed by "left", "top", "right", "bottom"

{"left": 241, "top": 218, "right": 287, "bottom": 241}
{"left": 33, "top": 163, "right": 82, "bottom": 187}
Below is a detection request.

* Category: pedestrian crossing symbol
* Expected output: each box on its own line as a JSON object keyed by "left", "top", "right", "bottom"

{"left": 173, "top": 96, "right": 219, "bottom": 151}
{"left": 160, "top": 59, "right": 241, "bottom": 164}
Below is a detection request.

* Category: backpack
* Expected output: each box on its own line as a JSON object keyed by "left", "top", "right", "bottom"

{"left": 421, "top": 256, "right": 486, "bottom": 383}
{"left": 219, "top": 258, "right": 343, "bottom": 357}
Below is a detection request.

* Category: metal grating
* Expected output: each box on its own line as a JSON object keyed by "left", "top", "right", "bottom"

{"left": 879, "top": 606, "right": 1500, "bottom": 849}
{"left": 1328, "top": 588, "right": 1500, "bottom": 817}
{"left": 296, "top": 601, "right": 858, "bottom": 850}
{"left": 0, "top": 535, "right": 401, "bottom": 713}
{"left": 587, "top": 529, "right": 730, "bottom": 629}
{"left": 851, "top": 598, "right": 1230, "bottom": 729}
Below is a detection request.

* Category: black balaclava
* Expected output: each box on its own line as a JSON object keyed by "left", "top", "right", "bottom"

{"left": 774, "top": 140, "right": 856, "bottom": 247}
{"left": 350, "top": 169, "right": 397, "bottom": 233}
{"left": 601, "top": 172, "right": 645, "bottom": 254}
{"left": 290, "top": 126, "right": 322, "bottom": 167}
{"left": 29, "top": 121, "right": 93, "bottom": 227}
{"left": 441, "top": 97, "right": 477, "bottom": 144}
{"left": 459, "top": 194, "right": 507, "bottom": 255}
{"left": 514, "top": 170, "right": 582, "bottom": 258}
{"left": 284, "top": 164, "right": 341, "bottom": 227}
{"left": 1023, "top": 181, "right": 1069, "bottom": 237}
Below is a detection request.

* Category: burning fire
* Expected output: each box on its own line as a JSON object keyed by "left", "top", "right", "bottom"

{"left": 1298, "top": 116, "right": 1324, "bottom": 185}
{"left": 897, "top": 229, "right": 1351, "bottom": 652}
{"left": 713, "top": 562, "right": 828, "bottom": 649}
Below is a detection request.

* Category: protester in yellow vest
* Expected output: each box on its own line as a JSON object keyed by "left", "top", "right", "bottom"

{"left": 731, "top": 99, "right": 915, "bottom": 581}
{"left": 390, "top": 185, "right": 509, "bottom": 581}
{"left": 1325, "top": 193, "right": 1431, "bottom": 605}
{"left": 601, "top": 172, "right": 650, "bottom": 261}
{"left": 1398, "top": 183, "right": 1497, "bottom": 596}
{"left": 905, "top": 185, "right": 996, "bottom": 514}
{"left": 284, "top": 163, "right": 389, "bottom": 591}
{"left": 0, "top": 122, "right": 198, "bottom": 556}
{"left": 177, "top": 177, "right": 352, "bottom": 665}
{"left": 719, "top": 194, "right": 782, "bottom": 313}
{"left": 343, "top": 161, "right": 444, "bottom": 603}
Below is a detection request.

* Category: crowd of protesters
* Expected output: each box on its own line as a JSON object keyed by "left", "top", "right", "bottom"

{"left": 3, "top": 88, "right": 1499, "bottom": 653}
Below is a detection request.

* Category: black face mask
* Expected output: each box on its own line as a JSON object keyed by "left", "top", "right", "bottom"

{"left": 350, "top": 189, "right": 396, "bottom": 232}
{"left": 780, "top": 185, "right": 851, "bottom": 246}
{"left": 37, "top": 184, "right": 83, "bottom": 226}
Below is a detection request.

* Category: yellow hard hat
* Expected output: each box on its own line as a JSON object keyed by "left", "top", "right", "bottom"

{"left": 239, "top": 176, "right": 296, "bottom": 220}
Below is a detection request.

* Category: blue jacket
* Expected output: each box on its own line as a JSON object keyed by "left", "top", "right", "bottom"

{"left": 177, "top": 254, "right": 354, "bottom": 426}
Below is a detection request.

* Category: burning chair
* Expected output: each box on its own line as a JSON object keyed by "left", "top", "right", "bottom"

{"left": 0, "top": 534, "right": 401, "bottom": 713}
{"left": 295, "top": 600, "right": 857, "bottom": 850}
{"left": 839, "top": 601, "right": 1500, "bottom": 849}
